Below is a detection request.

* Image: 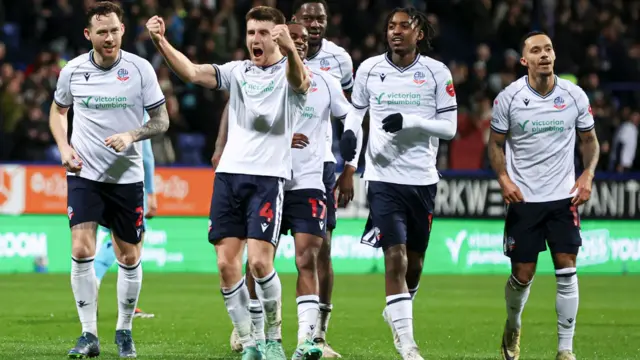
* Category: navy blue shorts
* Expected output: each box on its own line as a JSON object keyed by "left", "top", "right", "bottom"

{"left": 280, "top": 189, "right": 327, "bottom": 238}
{"left": 361, "top": 181, "right": 437, "bottom": 253}
{"left": 209, "top": 173, "right": 285, "bottom": 246}
{"left": 322, "top": 162, "right": 337, "bottom": 231}
{"left": 67, "top": 176, "right": 144, "bottom": 244}
{"left": 503, "top": 198, "right": 582, "bottom": 263}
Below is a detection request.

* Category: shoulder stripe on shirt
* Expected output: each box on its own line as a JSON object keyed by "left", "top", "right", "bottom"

{"left": 436, "top": 105, "right": 457, "bottom": 114}
{"left": 212, "top": 64, "right": 222, "bottom": 90}
{"left": 145, "top": 98, "right": 166, "bottom": 111}
{"left": 491, "top": 125, "right": 508, "bottom": 134}
{"left": 577, "top": 124, "right": 595, "bottom": 132}
{"left": 55, "top": 99, "right": 71, "bottom": 108}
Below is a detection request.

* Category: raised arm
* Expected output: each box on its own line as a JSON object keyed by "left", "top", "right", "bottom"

{"left": 272, "top": 24, "right": 310, "bottom": 93}
{"left": 147, "top": 16, "right": 218, "bottom": 88}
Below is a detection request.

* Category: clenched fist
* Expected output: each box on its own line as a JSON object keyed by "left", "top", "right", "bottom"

{"left": 146, "top": 16, "right": 166, "bottom": 42}
{"left": 271, "top": 24, "right": 296, "bottom": 54}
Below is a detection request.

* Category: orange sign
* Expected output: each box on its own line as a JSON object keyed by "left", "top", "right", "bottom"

{"left": 0, "top": 165, "right": 215, "bottom": 216}
{"left": 153, "top": 168, "right": 214, "bottom": 216}
{"left": 24, "top": 166, "right": 68, "bottom": 213}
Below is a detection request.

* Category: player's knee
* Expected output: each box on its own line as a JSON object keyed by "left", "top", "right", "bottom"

{"left": 512, "top": 264, "right": 536, "bottom": 284}
{"left": 384, "top": 246, "right": 408, "bottom": 276}
{"left": 217, "top": 255, "right": 241, "bottom": 278}
{"left": 116, "top": 252, "right": 140, "bottom": 267}
{"left": 295, "top": 247, "right": 319, "bottom": 274}
{"left": 248, "top": 254, "right": 274, "bottom": 279}
{"left": 71, "top": 233, "right": 96, "bottom": 258}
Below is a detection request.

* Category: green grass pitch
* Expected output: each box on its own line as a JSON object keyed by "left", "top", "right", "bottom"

{"left": 0, "top": 273, "right": 638, "bottom": 359}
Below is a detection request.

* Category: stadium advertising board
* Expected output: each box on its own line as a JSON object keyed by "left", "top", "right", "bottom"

{"left": 1, "top": 165, "right": 638, "bottom": 219}
{"left": 0, "top": 165, "right": 213, "bottom": 216}
{"left": 0, "top": 216, "right": 638, "bottom": 274}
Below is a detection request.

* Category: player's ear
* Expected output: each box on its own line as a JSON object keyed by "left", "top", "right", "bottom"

{"left": 417, "top": 29, "right": 424, "bottom": 42}
{"left": 519, "top": 56, "right": 527, "bottom": 67}
{"left": 291, "top": 15, "right": 298, "bottom": 22}
{"left": 120, "top": 23, "right": 125, "bottom": 36}
{"left": 84, "top": 28, "right": 91, "bottom": 41}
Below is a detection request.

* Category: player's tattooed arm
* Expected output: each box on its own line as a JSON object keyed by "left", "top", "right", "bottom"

{"left": 578, "top": 128, "right": 600, "bottom": 174}
{"left": 129, "top": 104, "right": 170, "bottom": 142}
{"left": 488, "top": 130, "right": 508, "bottom": 181}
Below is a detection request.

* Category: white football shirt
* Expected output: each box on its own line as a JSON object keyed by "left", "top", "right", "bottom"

{"left": 213, "top": 58, "right": 307, "bottom": 180}
{"left": 348, "top": 53, "right": 457, "bottom": 186}
{"left": 287, "top": 70, "right": 351, "bottom": 192}
{"left": 491, "top": 76, "right": 595, "bottom": 202}
{"left": 305, "top": 39, "right": 354, "bottom": 164}
{"left": 54, "top": 50, "right": 165, "bottom": 184}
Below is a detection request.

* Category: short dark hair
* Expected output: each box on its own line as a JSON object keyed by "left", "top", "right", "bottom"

{"left": 384, "top": 7, "right": 434, "bottom": 54}
{"left": 292, "top": 0, "right": 329, "bottom": 16}
{"left": 246, "top": 6, "right": 286, "bottom": 25}
{"left": 86, "top": 1, "right": 124, "bottom": 27}
{"left": 520, "top": 30, "right": 548, "bottom": 53}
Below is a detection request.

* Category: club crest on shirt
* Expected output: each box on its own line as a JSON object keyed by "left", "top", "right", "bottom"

{"left": 413, "top": 71, "right": 426, "bottom": 85}
{"left": 319, "top": 59, "right": 330, "bottom": 71}
{"left": 310, "top": 80, "right": 318, "bottom": 93}
{"left": 116, "top": 68, "right": 129, "bottom": 82}
{"left": 553, "top": 96, "right": 566, "bottom": 110}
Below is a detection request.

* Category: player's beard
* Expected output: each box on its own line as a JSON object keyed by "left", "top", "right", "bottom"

{"left": 95, "top": 42, "right": 120, "bottom": 62}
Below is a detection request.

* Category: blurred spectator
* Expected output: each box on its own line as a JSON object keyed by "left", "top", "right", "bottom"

{"left": 609, "top": 110, "right": 639, "bottom": 172}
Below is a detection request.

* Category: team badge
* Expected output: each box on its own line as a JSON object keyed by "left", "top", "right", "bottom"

{"left": 116, "top": 68, "right": 129, "bottom": 82}
{"left": 413, "top": 71, "right": 426, "bottom": 84}
{"left": 553, "top": 96, "right": 566, "bottom": 110}
{"left": 319, "top": 59, "right": 330, "bottom": 71}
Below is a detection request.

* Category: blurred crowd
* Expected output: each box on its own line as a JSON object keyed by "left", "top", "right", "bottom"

{"left": 1, "top": 0, "right": 639, "bottom": 172}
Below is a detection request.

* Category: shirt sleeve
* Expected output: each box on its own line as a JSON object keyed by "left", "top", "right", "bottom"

{"left": 325, "top": 75, "right": 351, "bottom": 120}
{"left": 491, "top": 90, "right": 510, "bottom": 134}
{"left": 575, "top": 88, "right": 595, "bottom": 132}
{"left": 337, "top": 52, "right": 354, "bottom": 91}
{"left": 350, "top": 61, "right": 371, "bottom": 110}
{"left": 212, "top": 60, "right": 243, "bottom": 92}
{"left": 54, "top": 65, "right": 74, "bottom": 108}
{"left": 139, "top": 59, "right": 166, "bottom": 111}
{"left": 434, "top": 64, "right": 458, "bottom": 115}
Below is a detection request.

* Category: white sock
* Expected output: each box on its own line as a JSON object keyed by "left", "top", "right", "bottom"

{"left": 296, "top": 295, "right": 320, "bottom": 342}
{"left": 116, "top": 261, "right": 142, "bottom": 330}
{"left": 314, "top": 303, "right": 332, "bottom": 340}
{"left": 249, "top": 299, "right": 266, "bottom": 342}
{"left": 505, "top": 274, "right": 532, "bottom": 330}
{"left": 71, "top": 257, "right": 98, "bottom": 335}
{"left": 409, "top": 284, "right": 419, "bottom": 300}
{"left": 255, "top": 270, "right": 282, "bottom": 341}
{"left": 556, "top": 268, "right": 579, "bottom": 352}
{"left": 223, "top": 278, "right": 255, "bottom": 348}
{"left": 385, "top": 294, "right": 415, "bottom": 348}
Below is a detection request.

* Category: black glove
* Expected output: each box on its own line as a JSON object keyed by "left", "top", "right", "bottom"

{"left": 340, "top": 130, "right": 357, "bottom": 162}
{"left": 381, "top": 113, "right": 403, "bottom": 133}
